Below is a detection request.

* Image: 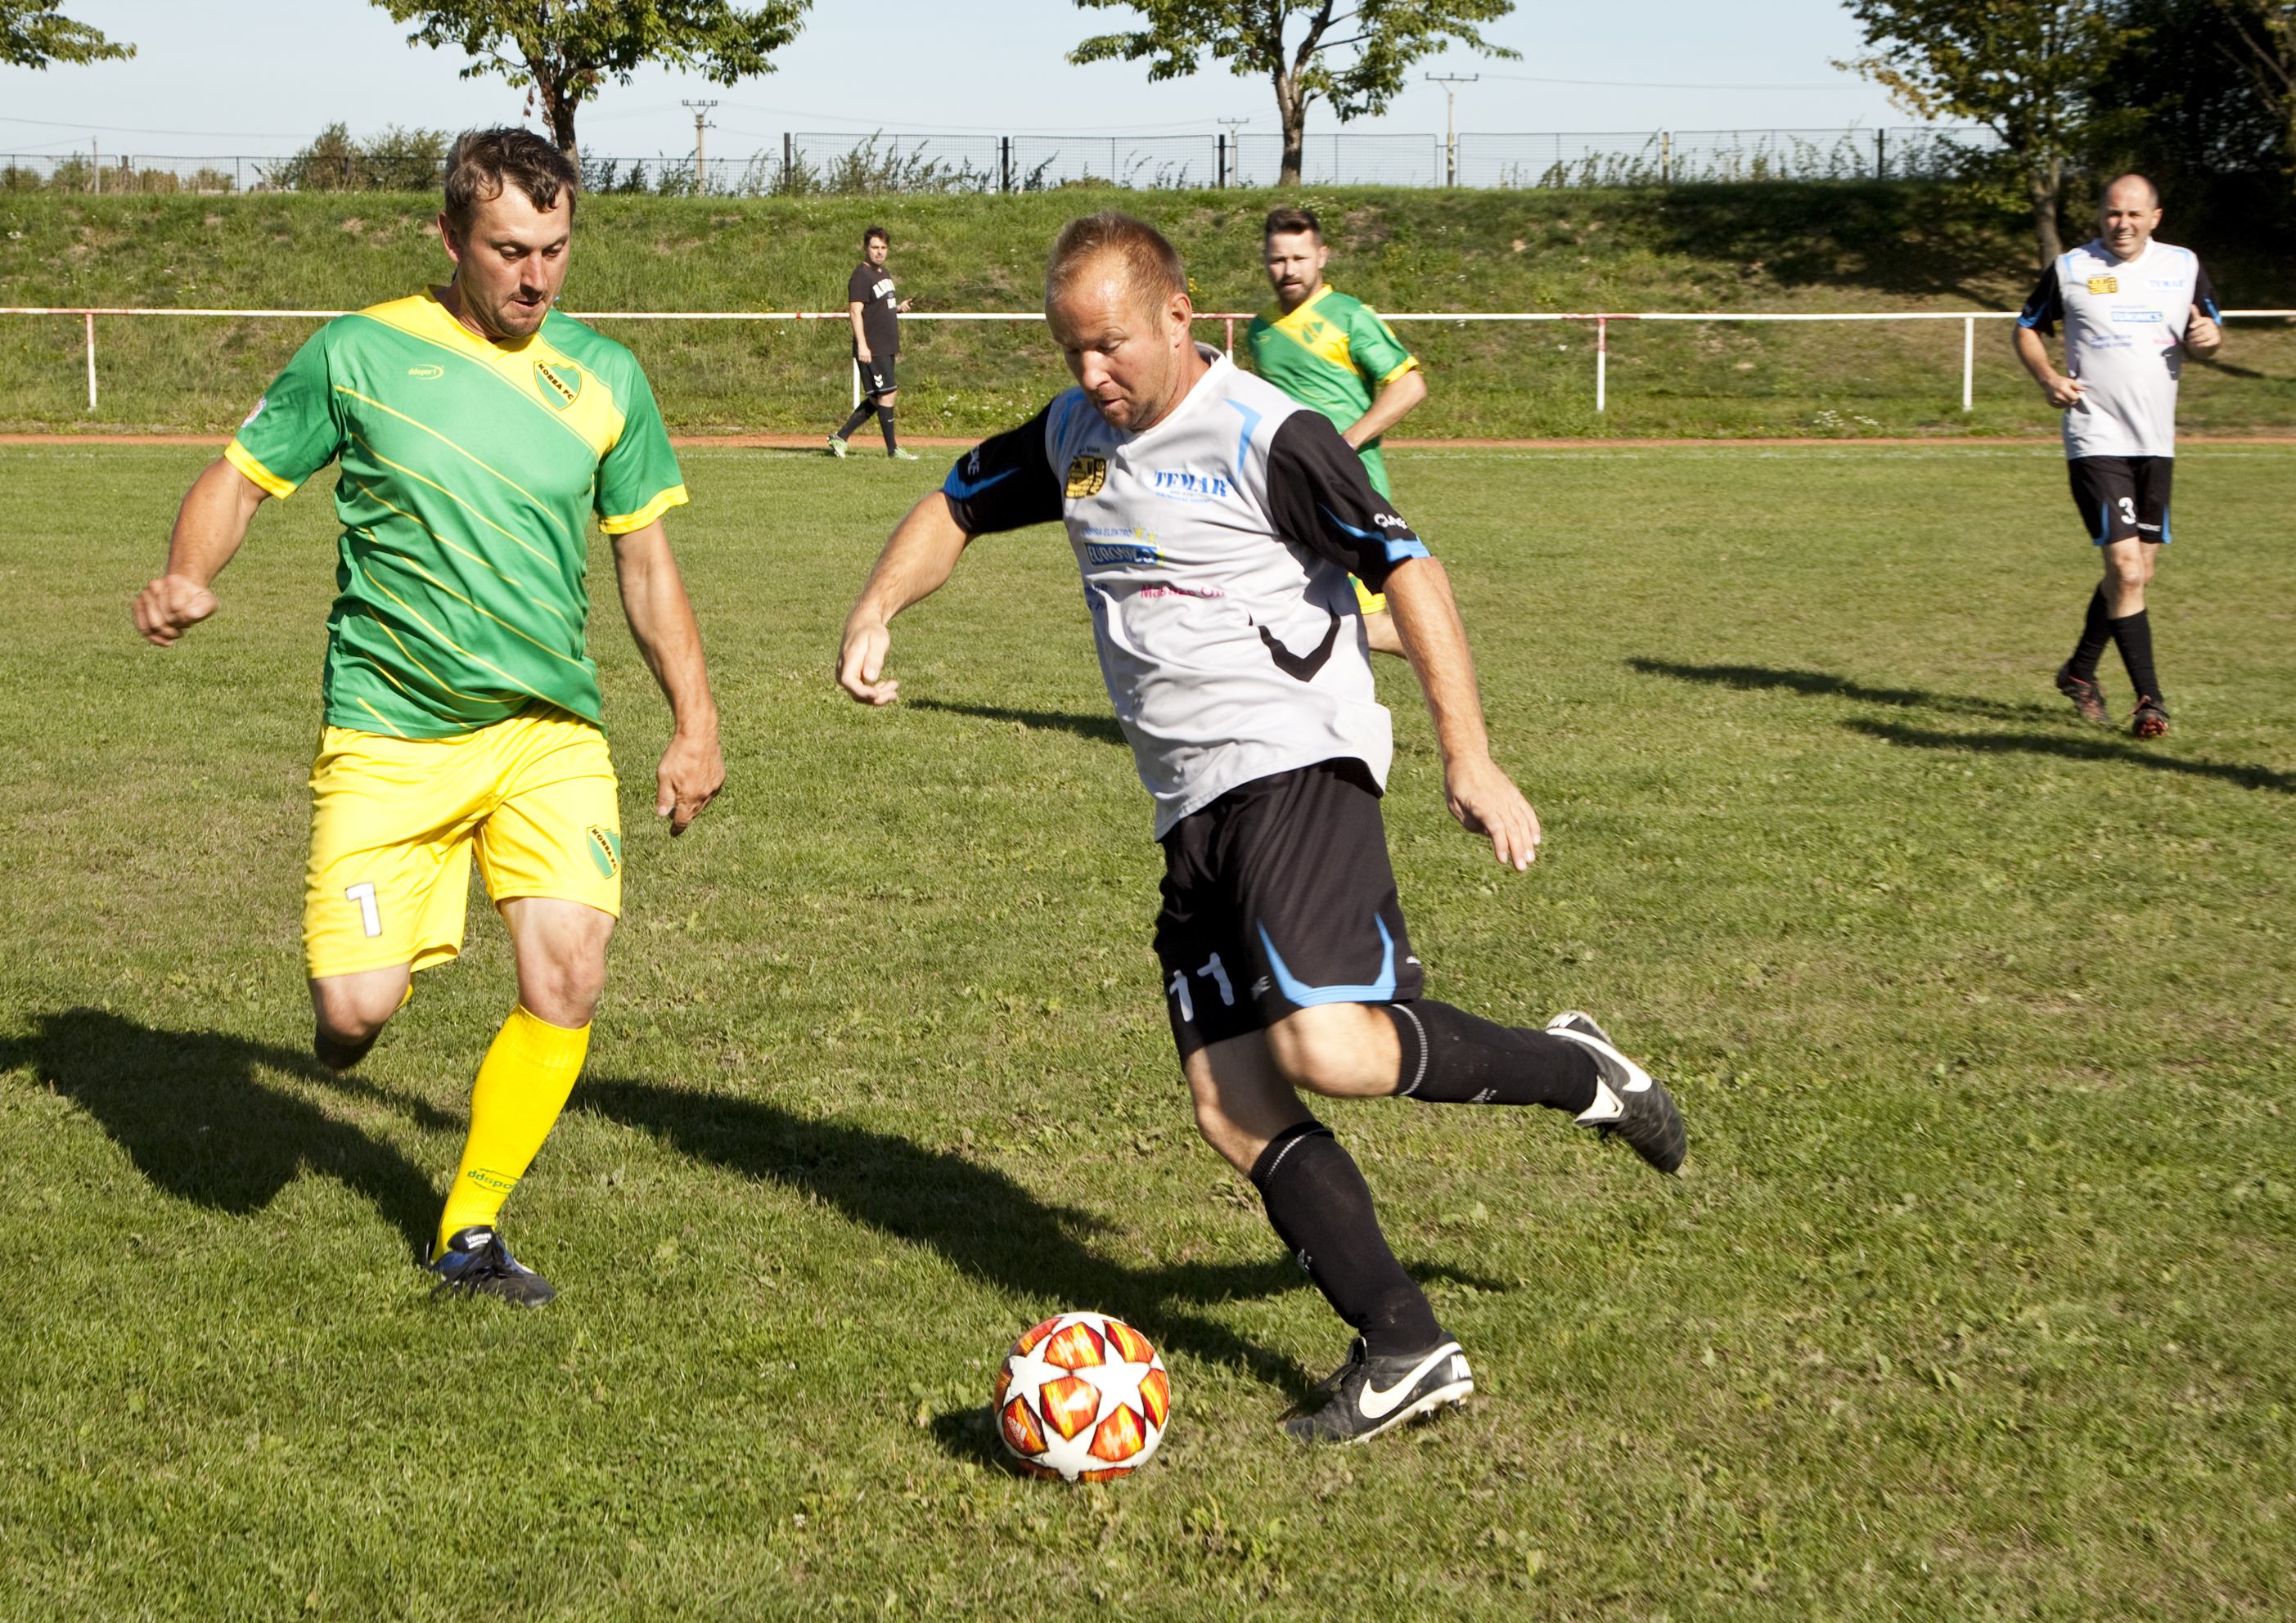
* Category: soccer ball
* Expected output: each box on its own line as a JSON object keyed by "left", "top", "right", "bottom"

{"left": 993, "top": 1311, "right": 1171, "bottom": 1481}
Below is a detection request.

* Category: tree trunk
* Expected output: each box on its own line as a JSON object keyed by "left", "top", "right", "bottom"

{"left": 2028, "top": 155, "right": 2064, "bottom": 268}
{"left": 1275, "top": 71, "right": 1305, "bottom": 187}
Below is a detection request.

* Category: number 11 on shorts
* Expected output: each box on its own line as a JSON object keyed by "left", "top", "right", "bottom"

{"left": 344, "top": 881, "right": 383, "bottom": 939}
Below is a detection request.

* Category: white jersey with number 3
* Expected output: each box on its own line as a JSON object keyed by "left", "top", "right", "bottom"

{"left": 2019, "top": 238, "right": 2219, "bottom": 461}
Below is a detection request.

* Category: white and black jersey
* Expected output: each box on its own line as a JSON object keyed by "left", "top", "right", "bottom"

{"left": 848, "top": 260, "right": 899, "bottom": 359}
{"left": 941, "top": 347, "right": 1431, "bottom": 837}
{"left": 2019, "top": 239, "right": 2219, "bottom": 460}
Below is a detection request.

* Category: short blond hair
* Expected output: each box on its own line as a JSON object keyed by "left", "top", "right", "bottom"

{"left": 1045, "top": 211, "right": 1187, "bottom": 308}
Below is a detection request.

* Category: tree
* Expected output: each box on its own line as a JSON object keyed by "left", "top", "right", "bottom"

{"left": 373, "top": 1, "right": 808, "bottom": 162}
{"left": 1838, "top": 0, "right": 2139, "bottom": 264}
{"left": 2, "top": 1, "right": 133, "bottom": 67}
{"left": 2213, "top": 0, "right": 2296, "bottom": 187}
{"left": 1069, "top": 0, "right": 1517, "bottom": 187}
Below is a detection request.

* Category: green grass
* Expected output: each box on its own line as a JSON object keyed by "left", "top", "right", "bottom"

{"left": 2, "top": 185, "right": 2291, "bottom": 438}
{"left": 2, "top": 443, "right": 2293, "bottom": 1618}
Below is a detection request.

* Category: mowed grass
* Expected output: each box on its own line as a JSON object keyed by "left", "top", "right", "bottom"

{"left": 1, "top": 443, "right": 2292, "bottom": 1619}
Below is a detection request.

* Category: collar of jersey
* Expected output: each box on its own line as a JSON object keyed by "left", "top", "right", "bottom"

{"left": 2082, "top": 237, "right": 2157, "bottom": 272}
{"left": 1117, "top": 345, "right": 1232, "bottom": 447}
{"left": 1270, "top": 283, "right": 1335, "bottom": 330}
{"left": 389, "top": 286, "right": 551, "bottom": 358}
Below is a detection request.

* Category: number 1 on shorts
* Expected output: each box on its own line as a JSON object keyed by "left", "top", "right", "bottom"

{"left": 344, "top": 881, "right": 383, "bottom": 939}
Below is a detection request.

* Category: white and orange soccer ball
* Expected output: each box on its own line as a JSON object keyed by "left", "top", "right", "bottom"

{"left": 993, "top": 1311, "right": 1171, "bottom": 1481}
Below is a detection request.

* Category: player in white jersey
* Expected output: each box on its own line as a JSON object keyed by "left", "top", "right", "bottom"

{"left": 837, "top": 213, "right": 1685, "bottom": 1446}
{"left": 2015, "top": 173, "right": 2222, "bottom": 739}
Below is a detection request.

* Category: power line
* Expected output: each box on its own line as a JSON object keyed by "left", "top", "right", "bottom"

{"left": 1476, "top": 72, "right": 1856, "bottom": 91}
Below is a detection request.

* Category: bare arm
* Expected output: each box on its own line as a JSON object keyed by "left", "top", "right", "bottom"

{"left": 849, "top": 300, "right": 871, "bottom": 362}
{"left": 1343, "top": 366, "right": 1429, "bottom": 449}
{"left": 1379, "top": 555, "right": 1541, "bottom": 870}
{"left": 133, "top": 457, "right": 269, "bottom": 646}
{"left": 610, "top": 519, "right": 724, "bottom": 835}
{"left": 2013, "top": 325, "right": 2085, "bottom": 410}
{"left": 836, "top": 492, "right": 973, "bottom": 705}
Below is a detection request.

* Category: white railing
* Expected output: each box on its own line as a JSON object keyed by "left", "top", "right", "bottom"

{"left": 2, "top": 305, "right": 2288, "bottom": 417}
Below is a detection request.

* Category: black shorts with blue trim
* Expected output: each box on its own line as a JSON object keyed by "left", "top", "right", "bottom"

{"left": 1153, "top": 758, "right": 1423, "bottom": 1059}
{"left": 2068, "top": 455, "right": 2172, "bottom": 545}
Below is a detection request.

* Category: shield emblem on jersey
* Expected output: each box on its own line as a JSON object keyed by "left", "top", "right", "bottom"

{"left": 1065, "top": 455, "right": 1107, "bottom": 498}
{"left": 2086, "top": 276, "right": 2119, "bottom": 294}
{"left": 533, "top": 360, "right": 583, "bottom": 411}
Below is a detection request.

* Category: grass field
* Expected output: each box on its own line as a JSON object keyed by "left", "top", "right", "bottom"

{"left": 2, "top": 442, "right": 2292, "bottom": 1619}
{"left": 2, "top": 185, "right": 2292, "bottom": 439}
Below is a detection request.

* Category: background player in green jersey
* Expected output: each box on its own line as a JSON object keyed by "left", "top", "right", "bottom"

{"left": 132, "top": 129, "right": 724, "bottom": 1306}
{"left": 1247, "top": 205, "right": 1430, "bottom": 658}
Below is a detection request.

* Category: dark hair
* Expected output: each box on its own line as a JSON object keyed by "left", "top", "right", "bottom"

{"left": 1263, "top": 205, "right": 1321, "bottom": 241}
{"left": 442, "top": 128, "right": 578, "bottom": 237}
{"left": 1045, "top": 211, "right": 1187, "bottom": 307}
{"left": 862, "top": 224, "right": 889, "bottom": 246}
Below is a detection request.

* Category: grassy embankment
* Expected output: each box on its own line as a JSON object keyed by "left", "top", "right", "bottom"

{"left": 2, "top": 185, "right": 2291, "bottom": 438}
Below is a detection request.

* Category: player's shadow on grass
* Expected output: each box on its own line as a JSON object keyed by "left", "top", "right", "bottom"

{"left": 0, "top": 1009, "right": 444, "bottom": 1257}
{"left": 579, "top": 1077, "right": 1505, "bottom": 1409}
{"left": 1846, "top": 718, "right": 2296, "bottom": 795}
{"left": 907, "top": 697, "right": 1128, "bottom": 748}
{"left": 1626, "top": 658, "right": 2052, "bottom": 723}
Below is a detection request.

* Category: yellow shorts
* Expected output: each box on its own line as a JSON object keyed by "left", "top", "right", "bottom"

{"left": 304, "top": 709, "right": 622, "bottom": 981}
{"left": 1352, "top": 576, "right": 1389, "bottom": 617}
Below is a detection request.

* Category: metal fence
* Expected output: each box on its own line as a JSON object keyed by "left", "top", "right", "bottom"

{"left": 0, "top": 126, "right": 1995, "bottom": 197}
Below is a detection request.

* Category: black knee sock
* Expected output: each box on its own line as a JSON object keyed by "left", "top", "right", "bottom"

{"left": 2109, "top": 609, "right": 2161, "bottom": 703}
{"left": 1249, "top": 1122, "right": 1441, "bottom": 1358}
{"left": 835, "top": 402, "right": 874, "bottom": 441}
{"left": 2069, "top": 586, "right": 2112, "bottom": 681}
{"left": 1385, "top": 1000, "right": 1598, "bottom": 1113}
{"left": 876, "top": 403, "right": 898, "bottom": 453}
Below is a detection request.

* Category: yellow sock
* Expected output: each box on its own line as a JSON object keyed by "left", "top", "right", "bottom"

{"left": 435, "top": 1005, "right": 591, "bottom": 1254}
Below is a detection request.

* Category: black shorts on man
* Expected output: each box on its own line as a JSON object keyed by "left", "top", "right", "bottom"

{"left": 1154, "top": 758, "right": 1424, "bottom": 1057}
{"left": 858, "top": 355, "right": 898, "bottom": 398}
{"left": 2068, "top": 455, "right": 2172, "bottom": 546}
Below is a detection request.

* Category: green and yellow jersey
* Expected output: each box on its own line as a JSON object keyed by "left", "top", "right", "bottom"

{"left": 1244, "top": 284, "right": 1418, "bottom": 500}
{"left": 227, "top": 290, "right": 687, "bottom": 740}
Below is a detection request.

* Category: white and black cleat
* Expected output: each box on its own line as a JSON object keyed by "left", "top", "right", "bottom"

{"left": 1548, "top": 1010, "right": 1687, "bottom": 1174}
{"left": 1282, "top": 1336, "right": 1474, "bottom": 1445}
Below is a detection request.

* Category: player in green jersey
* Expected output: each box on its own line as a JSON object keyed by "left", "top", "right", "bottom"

{"left": 132, "top": 129, "right": 724, "bottom": 1306}
{"left": 1246, "top": 206, "right": 1430, "bottom": 657}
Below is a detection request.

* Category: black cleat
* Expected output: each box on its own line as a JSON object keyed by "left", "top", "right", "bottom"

{"left": 1547, "top": 1011, "right": 1687, "bottom": 1174}
{"left": 313, "top": 1029, "right": 378, "bottom": 1072}
{"left": 1282, "top": 1335, "right": 1474, "bottom": 1445}
{"left": 2130, "top": 695, "right": 2170, "bottom": 740}
{"left": 427, "top": 1226, "right": 556, "bottom": 1307}
{"left": 2055, "top": 663, "right": 2109, "bottom": 725}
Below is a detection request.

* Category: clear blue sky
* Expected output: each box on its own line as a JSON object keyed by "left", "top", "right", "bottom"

{"left": 2, "top": 0, "right": 1911, "bottom": 163}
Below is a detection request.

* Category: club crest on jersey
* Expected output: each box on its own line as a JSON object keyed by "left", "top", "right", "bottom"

{"left": 587, "top": 825, "right": 622, "bottom": 879}
{"left": 241, "top": 394, "right": 267, "bottom": 428}
{"left": 2086, "top": 276, "right": 2119, "bottom": 294}
{"left": 534, "top": 360, "right": 583, "bottom": 411}
{"left": 1065, "top": 455, "right": 1107, "bottom": 498}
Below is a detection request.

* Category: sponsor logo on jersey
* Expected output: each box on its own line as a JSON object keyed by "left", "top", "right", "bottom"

{"left": 587, "top": 825, "right": 622, "bottom": 879}
{"left": 1085, "top": 542, "right": 1161, "bottom": 566}
{"left": 2110, "top": 308, "right": 2164, "bottom": 323}
{"left": 2086, "top": 276, "right": 2120, "bottom": 294}
{"left": 1148, "top": 469, "right": 1231, "bottom": 504}
{"left": 1065, "top": 455, "right": 1108, "bottom": 498}
{"left": 407, "top": 363, "right": 444, "bottom": 380}
{"left": 2149, "top": 277, "right": 2186, "bottom": 290}
{"left": 534, "top": 360, "right": 583, "bottom": 411}
{"left": 241, "top": 394, "right": 266, "bottom": 428}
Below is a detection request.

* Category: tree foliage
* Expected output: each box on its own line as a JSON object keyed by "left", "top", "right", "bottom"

{"left": 1069, "top": 0, "right": 1516, "bottom": 185}
{"left": 1837, "top": 0, "right": 2138, "bottom": 264}
{"left": 2212, "top": 0, "right": 2296, "bottom": 185}
{"left": 1, "top": 1, "right": 133, "bottom": 68}
{"left": 373, "top": 1, "right": 808, "bottom": 160}
{"left": 266, "top": 124, "right": 454, "bottom": 192}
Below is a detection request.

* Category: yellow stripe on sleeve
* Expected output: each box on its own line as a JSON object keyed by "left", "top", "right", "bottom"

{"left": 599, "top": 484, "right": 690, "bottom": 536}
{"left": 1379, "top": 357, "right": 1421, "bottom": 386}
{"left": 225, "top": 439, "right": 299, "bottom": 499}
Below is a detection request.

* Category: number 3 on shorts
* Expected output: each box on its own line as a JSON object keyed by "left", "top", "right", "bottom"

{"left": 344, "top": 881, "right": 383, "bottom": 939}
{"left": 2118, "top": 495, "right": 2137, "bottom": 526}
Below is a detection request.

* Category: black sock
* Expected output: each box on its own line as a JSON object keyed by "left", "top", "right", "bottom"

{"left": 877, "top": 404, "right": 898, "bottom": 453}
{"left": 2109, "top": 609, "right": 2162, "bottom": 703}
{"left": 835, "top": 402, "right": 874, "bottom": 441}
{"left": 2069, "top": 586, "right": 2112, "bottom": 681}
{"left": 1385, "top": 1000, "right": 1598, "bottom": 1113}
{"left": 1249, "top": 1122, "right": 1440, "bottom": 1358}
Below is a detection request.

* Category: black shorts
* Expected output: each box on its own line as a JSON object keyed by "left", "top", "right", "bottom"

{"left": 857, "top": 354, "right": 898, "bottom": 398}
{"left": 1153, "top": 758, "right": 1422, "bottom": 1059}
{"left": 2068, "top": 456, "right": 2172, "bottom": 546}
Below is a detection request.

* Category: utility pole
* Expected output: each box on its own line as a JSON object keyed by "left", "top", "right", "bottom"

{"left": 682, "top": 100, "right": 718, "bottom": 194}
{"left": 1217, "top": 117, "right": 1249, "bottom": 187}
{"left": 1425, "top": 73, "right": 1477, "bottom": 187}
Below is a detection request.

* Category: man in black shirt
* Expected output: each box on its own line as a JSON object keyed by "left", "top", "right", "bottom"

{"left": 828, "top": 225, "right": 919, "bottom": 461}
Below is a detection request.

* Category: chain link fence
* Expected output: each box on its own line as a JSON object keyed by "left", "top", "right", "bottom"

{"left": 0, "top": 127, "right": 1995, "bottom": 198}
